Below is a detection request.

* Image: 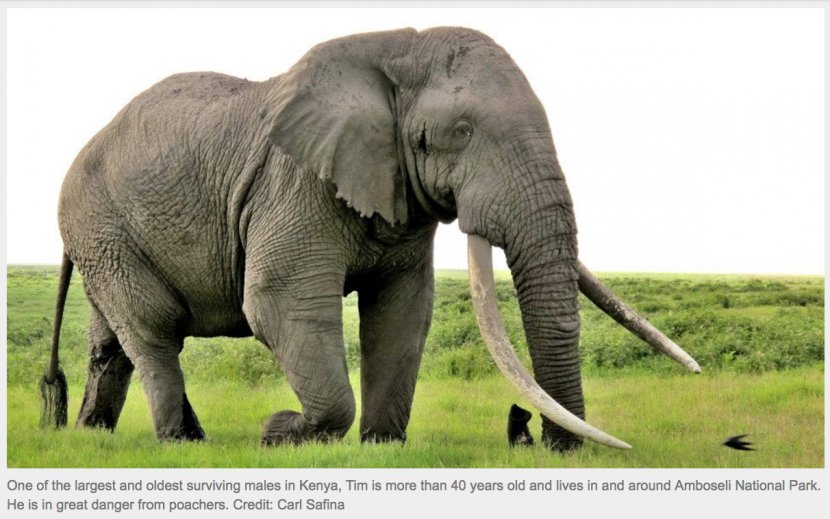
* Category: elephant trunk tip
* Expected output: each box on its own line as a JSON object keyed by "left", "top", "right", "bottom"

{"left": 39, "top": 368, "right": 68, "bottom": 429}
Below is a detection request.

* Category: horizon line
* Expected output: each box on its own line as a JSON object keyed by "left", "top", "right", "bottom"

{"left": 6, "top": 263, "right": 824, "bottom": 278}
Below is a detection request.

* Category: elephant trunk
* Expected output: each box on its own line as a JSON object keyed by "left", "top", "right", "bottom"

{"left": 468, "top": 235, "right": 630, "bottom": 449}
{"left": 515, "top": 257, "right": 585, "bottom": 450}
{"left": 504, "top": 205, "right": 590, "bottom": 450}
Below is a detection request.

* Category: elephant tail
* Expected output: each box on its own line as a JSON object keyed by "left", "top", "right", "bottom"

{"left": 40, "top": 252, "right": 74, "bottom": 429}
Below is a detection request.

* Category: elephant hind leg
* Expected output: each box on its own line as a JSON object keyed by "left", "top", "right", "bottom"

{"left": 84, "top": 263, "right": 204, "bottom": 442}
{"left": 126, "top": 333, "right": 205, "bottom": 441}
{"left": 77, "top": 306, "right": 134, "bottom": 431}
{"left": 120, "top": 341, "right": 205, "bottom": 441}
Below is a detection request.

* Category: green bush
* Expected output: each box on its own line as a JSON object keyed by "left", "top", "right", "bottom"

{"left": 578, "top": 276, "right": 824, "bottom": 374}
{"left": 6, "top": 267, "right": 824, "bottom": 387}
{"left": 180, "top": 337, "right": 281, "bottom": 386}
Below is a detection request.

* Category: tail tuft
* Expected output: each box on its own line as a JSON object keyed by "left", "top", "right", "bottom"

{"left": 40, "top": 368, "right": 68, "bottom": 429}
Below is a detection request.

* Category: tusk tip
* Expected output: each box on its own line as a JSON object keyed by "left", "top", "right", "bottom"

{"left": 605, "top": 437, "right": 633, "bottom": 450}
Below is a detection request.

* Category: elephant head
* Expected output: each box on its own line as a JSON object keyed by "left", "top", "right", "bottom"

{"left": 267, "top": 27, "right": 699, "bottom": 449}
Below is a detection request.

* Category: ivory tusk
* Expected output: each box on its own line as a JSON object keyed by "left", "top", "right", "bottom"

{"left": 577, "top": 263, "right": 702, "bottom": 374}
{"left": 467, "top": 234, "right": 632, "bottom": 450}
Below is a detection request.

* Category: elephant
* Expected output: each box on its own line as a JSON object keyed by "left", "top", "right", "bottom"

{"left": 41, "top": 26, "right": 700, "bottom": 451}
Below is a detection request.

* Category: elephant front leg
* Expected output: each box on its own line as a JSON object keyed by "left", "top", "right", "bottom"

{"left": 358, "top": 263, "right": 434, "bottom": 443}
{"left": 77, "top": 307, "right": 134, "bottom": 431}
{"left": 244, "top": 288, "right": 355, "bottom": 445}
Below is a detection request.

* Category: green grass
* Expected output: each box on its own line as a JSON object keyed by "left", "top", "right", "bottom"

{"left": 8, "top": 369, "right": 822, "bottom": 468}
{"left": 6, "top": 266, "right": 824, "bottom": 467}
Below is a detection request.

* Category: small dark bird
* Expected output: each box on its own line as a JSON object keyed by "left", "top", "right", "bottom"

{"left": 723, "top": 434, "right": 754, "bottom": 451}
{"left": 508, "top": 404, "right": 534, "bottom": 447}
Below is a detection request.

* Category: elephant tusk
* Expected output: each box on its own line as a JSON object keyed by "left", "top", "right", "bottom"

{"left": 467, "top": 235, "right": 632, "bottom": 450}
{"left": 577, "top": 263, "right": 702, "bottom": 374}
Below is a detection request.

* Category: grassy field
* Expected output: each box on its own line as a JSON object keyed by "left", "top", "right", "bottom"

{"left": 5, "top": 266, "right": 825, "bottom": 467}
{"left": 6, "top": 370, "right": 824, "bottom": 468}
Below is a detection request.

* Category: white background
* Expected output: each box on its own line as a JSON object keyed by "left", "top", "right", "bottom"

{"left": 5, "top": 7, "right": 825, "bottom": 274}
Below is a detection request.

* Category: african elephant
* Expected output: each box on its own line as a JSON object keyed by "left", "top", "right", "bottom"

{"left": 41, "top": 27, "right": 700, "bottom": 451}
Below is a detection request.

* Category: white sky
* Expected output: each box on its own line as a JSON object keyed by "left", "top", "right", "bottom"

{"left": 5, "top": 6, "right": 825, "bottom": 274}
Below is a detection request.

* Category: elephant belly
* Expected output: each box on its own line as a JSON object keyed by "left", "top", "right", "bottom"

{"left": 184, "top": 303, "right": 252, "bottom": 338}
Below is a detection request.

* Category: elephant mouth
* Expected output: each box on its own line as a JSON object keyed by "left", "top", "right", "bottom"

{"left": 466, "top": 234, "right": 700, "bottom": 449}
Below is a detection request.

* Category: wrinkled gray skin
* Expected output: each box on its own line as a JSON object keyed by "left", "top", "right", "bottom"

{"left": 60, "top": 27, "right": 586, "bottom": 449}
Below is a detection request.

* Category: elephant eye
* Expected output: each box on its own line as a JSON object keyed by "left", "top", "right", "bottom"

{"left": 450, "top": 120, "right": 473, "bottom": 151}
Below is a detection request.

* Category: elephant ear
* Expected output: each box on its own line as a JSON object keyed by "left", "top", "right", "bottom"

{"left": 268, "top": 44, "right": 407, "bottom": 225}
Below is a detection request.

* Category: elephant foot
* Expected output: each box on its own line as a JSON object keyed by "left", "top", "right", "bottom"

{"left": 159, "top": 426, "right": 206, "bottom": 442}
{"left": 177, "top": 394, "right": 206, "bottom": 440}
{"left": 77, "top": 409, "right": 117, "bottom": 431}
{"left": 543, "top": 423, "right": 584, "bottom": 452}
{"left": 156, "top": 394, "right": 206, "bottom": 442}
{"left": 360, "top": 428, "right": 407, "bottom": 444}
{"left": 262, "top": 410, "right": 306, "bottom": 446}
{"left": 261, "top": 410, "right": 350, "bottom": 446}
{"left": 544, "top": 437, "right": 583, "bottom": 452}
{"left": 158, "top": 427, "right": 206, "bottom": 442}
